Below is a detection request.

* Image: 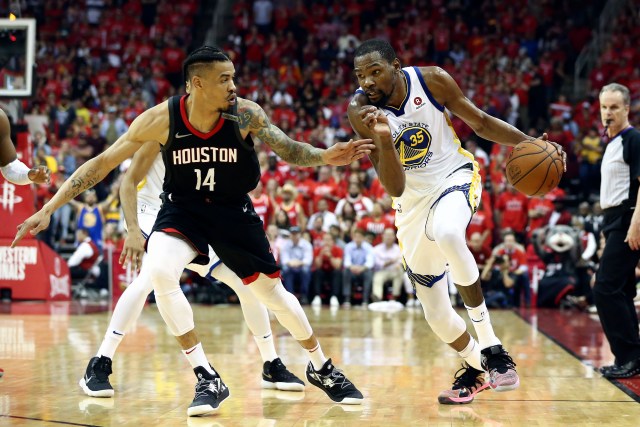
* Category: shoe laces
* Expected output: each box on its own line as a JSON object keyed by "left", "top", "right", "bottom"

{"left": 320, "top": 365, "right": 352, "bottom": 389}
{"left": 451, "top": 364, "right": 484, "bottom": 391}
{"left": 94, "top": 357, "right": 112, "bottom": 381}
{"left": 482, "top": 349, "right": 517, "bottom": 374}
{"left": 194, "top": 376, "right": 220, "bottom": 399}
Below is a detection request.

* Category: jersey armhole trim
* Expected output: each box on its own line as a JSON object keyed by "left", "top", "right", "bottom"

{"left": 413, "top": 66, "right": 445, "bottom": 112}
{"left": 231, "top": 102, "right": 255, "bottom": 151}
{"left": 163, "top": 96, "right": 177, "bottom": 152}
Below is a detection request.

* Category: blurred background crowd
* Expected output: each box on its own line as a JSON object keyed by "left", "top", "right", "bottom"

{"left": 7, "top": 0, "right": 640, "bottom": 310}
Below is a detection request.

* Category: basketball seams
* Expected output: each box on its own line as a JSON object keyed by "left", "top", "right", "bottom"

{"left": 507, "top": 151, "right": 553, "bottom": 187}
{"left": 505, "top": 139, "right": 563, "bottom": 196}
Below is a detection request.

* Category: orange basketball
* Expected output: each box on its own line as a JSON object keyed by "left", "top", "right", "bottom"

{"left": 505, "top": 139, "right": 563, "bottom": 197}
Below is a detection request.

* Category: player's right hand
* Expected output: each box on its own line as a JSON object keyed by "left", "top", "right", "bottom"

{"left": 12, "top": 210, "right": 51, "bottom": 247}
{"left": 119, "top": 229, "right": 146, "bottom": 271}
{"left": 28, "top": 165, "right": 51, "bottom": 184}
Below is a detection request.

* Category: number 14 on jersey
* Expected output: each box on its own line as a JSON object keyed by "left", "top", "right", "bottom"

{"left": 194, "top": 168, "right": 216, "bottom": 191}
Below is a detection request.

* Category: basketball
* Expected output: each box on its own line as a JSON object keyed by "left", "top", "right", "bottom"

{"left": 505, "top": 139, "right": 563, "bottom": 197}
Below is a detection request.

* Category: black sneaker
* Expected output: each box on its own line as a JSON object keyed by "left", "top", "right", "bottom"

{"left": 262, "top": 357, "right": 305, "bottom": 391}
{"left": 187, "top": 366, "right": 230, "bottom": 417}
{"left": 79, "top": 356, "right": 114, "bottom": 398}
{"left": 305, "top": 359, "right": 363, "bottom": 404}
{"left": 438, "top": 363, "right": 489, "bottom": 404}
{"left": 481, "top": 345, "right": 519, "bottom": 391}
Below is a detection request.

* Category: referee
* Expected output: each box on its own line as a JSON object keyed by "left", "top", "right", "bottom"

{"left": 594, "top": 83, "right": 640, "bottom": 378}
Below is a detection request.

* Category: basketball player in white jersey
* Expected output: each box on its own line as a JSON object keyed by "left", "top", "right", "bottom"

{"left": 79, "top": 140, "right": 305, "bottom": 398}
{"left": 348, "top": 40, "right": 565, "bottom": 404}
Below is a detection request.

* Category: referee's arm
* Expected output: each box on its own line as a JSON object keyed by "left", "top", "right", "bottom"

{"left": 627, "top": 176, "right": 640, "bottom": 250}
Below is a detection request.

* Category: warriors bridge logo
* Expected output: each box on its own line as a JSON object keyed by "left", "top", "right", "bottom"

{"left": 393, "top": 122, "right": 433, "bottom": 169}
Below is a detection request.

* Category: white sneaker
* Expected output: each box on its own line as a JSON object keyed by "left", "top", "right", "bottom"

{"left": 330, "top": 296, "right": 339, "bottom": 308}
{"left": 311, "top": 296, "right": 322, "bottom": 307}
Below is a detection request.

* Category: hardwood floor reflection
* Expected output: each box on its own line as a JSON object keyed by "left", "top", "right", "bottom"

{"left": 1, "top": 303, "right": 639, "bottom": 426}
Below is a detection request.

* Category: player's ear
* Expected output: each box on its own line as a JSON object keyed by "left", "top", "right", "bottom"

{"left": 393, "top": 58, "right": 401, "bottom": 72}
{"left": 191, "top": 76, "right": 203, "bottom": 90}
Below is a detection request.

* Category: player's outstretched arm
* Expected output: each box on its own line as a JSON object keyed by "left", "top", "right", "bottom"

{"left": 12, "top": 104, "right": 169, "bottom": 247}
{"left": 348, "top": 94, "right": 405, "bottom": 197}
{"left": 423, "top": 66, "right": 566, "bottom": 171}
{"left": 237, "top": 98, "right": 374, "bottom": 167}
{"left": 118, "top": 141, "right": 161, "bottom": 269}
{"left": 0, "top": 109, "right": 50, "bottom": 185}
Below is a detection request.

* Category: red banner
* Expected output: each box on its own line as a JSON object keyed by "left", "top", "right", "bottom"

{"left": 0, "top": 238, "right": 71, "bottom": 300}
{"left": 0, "top": 131, "right": 35, "bottom": 239}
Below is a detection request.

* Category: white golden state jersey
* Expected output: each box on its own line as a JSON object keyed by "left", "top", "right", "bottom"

{"left": 356, "top": 66, "right": 479, "bottom": 202}
{"left": 136, "top": 151, "right": 165, "bottom": 210}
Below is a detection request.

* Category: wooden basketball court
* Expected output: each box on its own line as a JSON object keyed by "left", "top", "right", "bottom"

{"left": 1, "top": 302, "right": 639, "bottom": 426}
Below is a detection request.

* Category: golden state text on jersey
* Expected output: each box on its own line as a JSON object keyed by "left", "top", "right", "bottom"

{"left": 392, "top": 122, "right": 434, "bottom": 170}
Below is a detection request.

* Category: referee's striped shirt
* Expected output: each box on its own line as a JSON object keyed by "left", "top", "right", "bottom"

{"left": 600, "top": 127, "right": 640, "bottom": 210}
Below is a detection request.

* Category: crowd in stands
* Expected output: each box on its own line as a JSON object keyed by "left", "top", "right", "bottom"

{"left": 7, "top": 0, "right": 640, "bottom": 309}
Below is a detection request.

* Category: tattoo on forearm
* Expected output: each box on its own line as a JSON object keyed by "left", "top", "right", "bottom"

{"left": 64, "top": 168, "right": 102, "bottom": 200}
{"left": 238, "top": 101, "right": 324, "bottom": 166}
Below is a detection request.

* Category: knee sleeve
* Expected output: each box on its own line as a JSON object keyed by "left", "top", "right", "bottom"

{"left": 156, "top": 289, "right": 195, "bottom": 336}
{"left": 146, "top": 232, "right": 198, "bottom": 336}
{"left": 433, "top": 192, "right": 479, "bottom": 286}
{"left": 212, "top": 264, "right": 272, "bottom": 338}
{"left": 249, "top": 275, "right": 313, "bottom": 341}
{"left": 415, "top": 277, "right": 466, "bottom": 343}
{"left": 146, "top": 232, "right": 197, "bottom": 296}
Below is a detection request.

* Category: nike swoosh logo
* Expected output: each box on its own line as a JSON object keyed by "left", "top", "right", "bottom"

{"left": 112, "top": 331, "right": 123, "bottom": 336}
{"left": 175, "top": 132, "right": 192, "bottom": 139}
{"left": 186, "top": 348, "right": 197, "bottom": 355}
{"left": 264, "top": 373, "right": 272, "bottom": 379}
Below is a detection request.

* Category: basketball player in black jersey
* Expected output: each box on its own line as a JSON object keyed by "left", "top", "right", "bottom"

{"left": 13, "top": 46, "right": 373, "bottom": 416}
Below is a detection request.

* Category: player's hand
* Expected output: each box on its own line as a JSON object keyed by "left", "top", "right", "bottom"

{"left": 120, "top": 229, "right": 146, "bottom": 270}
{"left": 28, "top": 165, "right": 51, "bottom": 184}
{"left": 12, "top": 210, "right": 51, "bottom": 247}
{"left": 625, "top": 222, "right": 640, "bottom": 251}
{"left": 539, "top": 133, "right": 567, "bottom": 172}
{"left": 359, "top": 106, "right": 391, "bottom": 138}
{"left": 322, "top": 138, "right": 375, "bottom": 166}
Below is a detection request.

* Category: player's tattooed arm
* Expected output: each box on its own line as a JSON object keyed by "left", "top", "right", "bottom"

{"left": 237, "top": 99, "right": 325, "bottom": 166}
{"left": 237, "top": 99, "right": 374, "bottom": 167}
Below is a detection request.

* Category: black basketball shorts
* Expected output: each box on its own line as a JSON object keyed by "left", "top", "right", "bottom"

{"left": 150, "top": 194, "right": 279, "bottom": 284}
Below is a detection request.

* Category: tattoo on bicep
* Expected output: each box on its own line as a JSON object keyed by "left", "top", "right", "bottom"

{"left": 239, "top": 102, "right": 323, "bottom": 166}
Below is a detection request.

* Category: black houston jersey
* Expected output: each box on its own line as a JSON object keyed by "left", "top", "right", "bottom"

{"left": 161, "top": 95, "right": 260, "bottom": 199}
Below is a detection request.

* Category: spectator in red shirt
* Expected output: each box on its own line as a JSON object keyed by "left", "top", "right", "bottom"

{"left": 466, "top": 201, "right": 494, "bottom": 250}
{"left": 311, "top": 233, "right": 344, "bottom": 308}
{"left": 277, "top": 183, "right": 307, "bottom": 229}
{"left": 312, "top": 165, "right": 342, "bottom": 212}
{"left": 357, "top": 202, "right": 394, "bottom": 246}
{"left": 492, "top": 231, "right": 530, "bottom": 307}
{"left": 496, "top": 185, "right": 529, "bottom": 241}
{"left": 527, "top": 196, "right": 554, "bottom": 238}
{"left": 162, "top": 38, "right": 186, "bottom": 88}
{"left": 250, "top": 181, "right": 274, "bottom": 229}
{"left": 468, "top": 232, "right": 492, "bottom": 272}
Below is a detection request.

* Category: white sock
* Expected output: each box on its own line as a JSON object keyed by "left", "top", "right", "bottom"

{"left": 97, "top": 329, "right": 125, "bottom": 359}
{"left": 307, "top": 343, "right": 328, "bottom": 371}
{"left": 465, "top": 301, "right": 501, "bottom": 349}
{"left": 457, "top": 336, "right": 483, "bottom": 371}
{"left": 182, "top": 342, "right": 215, "bottom": 375}
{"left": 254, "top": 333, "right": 279, "bottom": 363}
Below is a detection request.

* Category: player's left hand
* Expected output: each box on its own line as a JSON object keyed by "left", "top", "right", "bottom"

{"left": 539, "top": 133, "right": 567, "bottom": 172}
{"left": 323, "top": 138, "right": 375, "bottom": 166}
{"left": 28, "top": 165, "right": 51, "bottom": 184}
{"left": 625, "top": 222, "right": 640, "bottom": 251}
{"left": 359, "top": 106, "right": 391, "bottom": 138}
{"left": 12, "top": 209, "right": 51, "bottom": 247}
{"left": 119, "top": 229, "right": 146, "bottom": 270}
